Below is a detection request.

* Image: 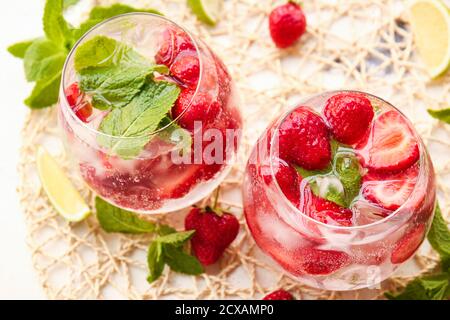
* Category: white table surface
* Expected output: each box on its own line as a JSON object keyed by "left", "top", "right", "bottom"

{"left": 0, "top": 0, "right": 46, "bottom": 299}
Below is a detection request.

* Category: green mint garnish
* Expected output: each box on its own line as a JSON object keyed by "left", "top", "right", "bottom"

{"left": 386, "top": 203, "right": 450, "bottom": 300}
{"left": 97, "top": 81, "right": 181, "bottom": 158}
{"left": 428, "top": 108, "right": 450, "bottom": 124}
{"left": 335, "top": 153, "right": 362, "bottom": 206}
{"left": 24, "top": 39, "right": 66, "bottom": 82}
{"left": 308, "top": 175, "right": 346, "bottom": 207}
{"left": 7, "top": 39, "right": 38, "bottom": 59}
{"left": 74, "top": 36, "right": 169, "bottom": 110}
{"left": 95, "top": 197, "right": 203, "bottom": 283}
{"left": 8, "top": 0, "right": 161, "bottom": 109}
{"left": 96, "top": 197, "right": 157, "bottom": 234}
{"left": 43, "top": 0, "right": 72, "bottom": 49}
{"left": 295, "top": 140, "right": 362, "bottom": 207}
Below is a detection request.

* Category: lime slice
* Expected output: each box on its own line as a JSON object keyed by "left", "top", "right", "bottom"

{"left": 187, "top": 0, "right": 220, "bottom": 26}
{"left": 36, "top": 146, "right": 90, "bottom": 222}
{"left": 408, "top": 0, "right": 450, "bottom": 78}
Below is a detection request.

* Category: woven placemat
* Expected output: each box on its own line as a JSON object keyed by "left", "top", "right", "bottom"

{"left": 17, "top": 0, "right": 450, "bottom": 299}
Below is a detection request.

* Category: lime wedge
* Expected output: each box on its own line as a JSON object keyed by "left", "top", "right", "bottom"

{"left": 408, "top": 0, "right": 450, "bottom": 78}
{"left": 187, "top": 0, "right": 220, "bottom": 26}
{"left": 36, "top": 146, "right": 90, "bottom": 222}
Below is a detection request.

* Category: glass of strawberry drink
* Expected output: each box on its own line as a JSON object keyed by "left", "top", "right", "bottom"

{"left": 243, "top": 91, "right": 435, "bottom": 290}
{"left": 58, "top": 14, "right": 242, "bottom": 213}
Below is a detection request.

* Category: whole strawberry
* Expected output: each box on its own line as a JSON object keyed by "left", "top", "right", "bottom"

{"left": 269, "top": 1, "right": 307, "bottom": 48}
{"left": 263, "top": 289, "right": 294, "bottom": 300}
{"left": 324, "top": 92, "right": 374, "bottom": 145}
{"left": 278, "top": 106, "right": 331, "bottom": 170}
{"left": 185, "top": 206, "right": 239, "bottom": 265}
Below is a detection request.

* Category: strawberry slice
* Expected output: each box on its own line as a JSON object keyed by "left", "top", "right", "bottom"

{"left": 260, "top": 158, "right": 301, "bottom": 207}
{"left": 367, "top": 110, "right": 419, "bottom": 172}
{"left": 391, "top": 224, "right": 426, "bottom": 264}
{"left": 297, "top": 247, "right": 350, "bottom": 275}
{"left": 362, "top": 164, "right": 419, "bottom": 211}
{"left": 310, "top": 197, "right": 354, "bottom": 226}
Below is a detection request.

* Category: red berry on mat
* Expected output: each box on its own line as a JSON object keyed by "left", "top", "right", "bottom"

{"left": 263, "top": 289, "right": 294, "bottom": 300}
{"left": 185, "top": 207, "right": 239, "bottom": 265}
{"left": 391, "top": 224, "right": 426, "bottom": 264}
{"left": 278, "top": 106, "right": 331, "bottom": 170}
{"left": 324, "top": 92, "right": 374, "bottom": 145}
{"left": 367, "top": 110, "right": 419, "bottom": 172}
{"left": 269, "top": 2, "right": 307, "bottom": 48}
{"left": 362, "top": 164, "right": 419, "bottom": 211}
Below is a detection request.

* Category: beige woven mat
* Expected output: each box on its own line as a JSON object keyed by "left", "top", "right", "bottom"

{"left": 18, "top": 0, "right": 450, "bottom": 299}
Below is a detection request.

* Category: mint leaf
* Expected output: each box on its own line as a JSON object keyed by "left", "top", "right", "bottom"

{"left": 156, "top": 230, "right": 195, "bottom": 246}
{"left": 308, "top": 175, "right": 346, "bottom": 207}
{"left": 385, "top": 273, "right": 450, "bottom": 300}
{"left": 74, "top": 36, "right": 165, "bottom": 72}
{"left": 335, "top": 153, "right": 361, "bottom": 206}
{"left": 95, "top": 197, "right": 156, "bottom": 234}
{"left": 147, "top": 229, "right": 203, "bottom": 283}
{"left": 74, "top": 36, "right": 168, "bottom": 110}
{"left": 164, "top": 245, "right": 203, "bottom": 275}
{"left": 43, "top": 0, "right": 73, "bottom": 48}
{"left": 24, "top": 73, "right": 61, "bottom": 108}
{"left": 79, "top": 65, "right": 151, "bottom": 109}
{"left": 158, "top": 117, "right": 193, "bottom": 155}
{"left": 97, "top": 81, "right": 180, "bottom": 158}
{"left": 428, "top": 108, "right": 450, "bottom": 124}
{"left": 147, "top": 241, "right": 165, "bottom": 283}
{"left": 75, "top": 4, "right": 162, "bottom": 42}
{"left": 428, "top": 204, "right": 450, "bottom": 268}
{"left": 24, "top": 39, "right": 66, "bottom": 82}
{"left": 8, "top": 39, "right": 38, "bottom": 59}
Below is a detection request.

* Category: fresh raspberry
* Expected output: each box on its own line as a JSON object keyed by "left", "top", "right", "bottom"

{"left": 366, "top": 110, "right": 419, "bottom": 172}
{"left": 172, "top": 89, "right": 221, "bottom": 130}
{"left": 170, "top": 52, "right": 200, "bottom": 88}
{"left": 185, "top": 207, "right": 239, "bottom": 265}
{"left": 391, "top": 224, "right": 426, "bottom": 264}
{"left": 269, "top": 2, "right": 307, "bottom": 48}
{"left": 64, "top": 82, "right": 92, "bottom": 123}
{"left": 324, "top": 92, "right": 374, "bottom": 145}
{"left": 155, "top": 27, "right": 195, "bottom": 66}
{"left": 362, "top": 164, "right": 419, "bottom": 211}
{"left": 310, "top": 197, "right": 353, "bottom": 227}
{"left": 278, "top": 106, "right": 331, "bottom": 170}
{"left": 263, "top": 289, "right": 294, "bottom": 300}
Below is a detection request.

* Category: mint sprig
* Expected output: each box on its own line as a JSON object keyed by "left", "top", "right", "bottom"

{"left": 95, "top": 197, "right": 203, "bottom": 283}
{"left": 295, "top": 140, "right": 362, "bottom": 207}
{"left": 386, "top": 204, "right": 450, "bottom": 300}
{"left": 8, "top": 0, "right": 161, "bottom": 109}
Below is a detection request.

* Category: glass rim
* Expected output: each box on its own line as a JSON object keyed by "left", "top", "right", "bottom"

{"left": 268, "top": 89, "right": 427, "bottom": 231}
{"left": 60, "top": 12, "right": 204, "bottom": 140}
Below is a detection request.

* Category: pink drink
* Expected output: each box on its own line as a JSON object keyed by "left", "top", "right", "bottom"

{"left": 243, "top": 91, "right": 435, "bottom": 290}
{"left": 58, "top": 14, "right": 242, "bottom": 213}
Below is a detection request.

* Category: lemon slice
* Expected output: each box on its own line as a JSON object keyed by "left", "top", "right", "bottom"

{"left": 36, "top": 146, "right": 90, "bottom": 222}
{"left": 408, "top": 0, "right": 450, "bottom": 78}
{"left": 187, "top": 0, "right": 220, "bottom": 26}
